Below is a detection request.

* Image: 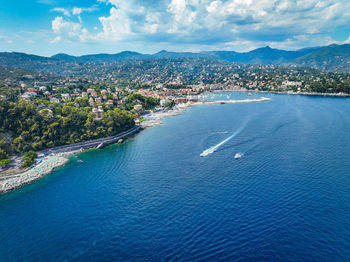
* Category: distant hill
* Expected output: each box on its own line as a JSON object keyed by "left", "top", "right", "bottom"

{"left": 51, "top": 51, "right": 148, "bottom": 63}
{"left": 1, "top": 43, "right": 350, "bottom": 73}
{"left": 292, "top": 44, "right": 350, "bottom": 72}
{"left": 0, "top": 52, "right": 67, "bottom": 74}
{"left": 0, "top": 52, "right": 56, "bottom": 67}
{"left": 49, "top": 46, "right": 316, "bottom": 64}
{"left": 51, "top": 47, "right": 315, "bottom": 65}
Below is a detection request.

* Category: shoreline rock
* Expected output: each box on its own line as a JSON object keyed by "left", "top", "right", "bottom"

{"left": 0, "top": 156, "right": 69, "bottom": 194}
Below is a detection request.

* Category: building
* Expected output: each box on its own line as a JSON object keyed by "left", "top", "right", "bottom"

{"left": 92, "top": 106, "right": 104, "bottom": 121}
{"left": 20, "top": 94, "right": 31, "bottom": 101}
{"left": 50, "top": 97, "right": 60, "bottom": 103}
{"left": 61, "top": 93, "right": 71, "bottom": 101}
{"left": 89, "top": 97, "right": 94, "bottom": 106}
{"left": 282, "top": 81, "right": 302, "bottom": 86}
{"left": 105, "top": 100, "right": 114, "bottom": 107}
{"left": 134, "top": 104, "right": 142, "bottom": 111}
{"left": 91, "top": 91, "right": 98, "bottom": 97}
{"left": 95, "top": 97, "right": 102, "bottom": 104}
{"left": 160, "top": 99, "right": 169, "bottom": 107}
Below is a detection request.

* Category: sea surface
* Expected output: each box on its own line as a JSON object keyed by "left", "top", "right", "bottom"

{"left": 1, "top": 92, "right": 350, "bottom": 261}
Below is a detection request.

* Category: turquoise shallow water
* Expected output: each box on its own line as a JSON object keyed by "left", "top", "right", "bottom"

{"left": 1, "top": 92, "right": 350, "bottom": 261}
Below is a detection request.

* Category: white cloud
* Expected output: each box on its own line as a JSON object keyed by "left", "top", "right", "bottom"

{"left": 51, "top": 16, "right": 94, "bottom": 42}
{"left": 51, "top": 0, "right": 350, "bottom": 50}
{"left": 51, "top": 5, "right": 98, "bottom": 17}
{"left": 72, "top": 7, "right": 83, "bottom": 16}
{"left": 50, "top": 36, "right": 62, "bottom": 43}
{"left": 52, "top": 8, "right": 71, "bottom": 16}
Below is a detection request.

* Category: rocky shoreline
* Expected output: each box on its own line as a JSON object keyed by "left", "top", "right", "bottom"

{"left": 0, "top": 155, "right": 69, "bottom": 193}
{"left": 0, "top": 126, "right": 142, "bottom": 194}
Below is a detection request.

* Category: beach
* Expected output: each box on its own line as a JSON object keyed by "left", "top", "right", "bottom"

{"left": 141, "top": 97, "right": 272, "bottom": 127}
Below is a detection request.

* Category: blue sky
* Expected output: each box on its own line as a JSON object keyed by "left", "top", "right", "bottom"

{"left": 1, "top": 0, "right": 350, "bottom": 56}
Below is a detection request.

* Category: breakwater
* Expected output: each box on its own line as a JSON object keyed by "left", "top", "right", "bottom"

{"left": 199, "top": 97, "right": 272, "bottom": 105}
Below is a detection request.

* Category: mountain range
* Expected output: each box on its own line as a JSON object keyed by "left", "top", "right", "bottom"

{"left": 50, "top": 46, "right": 318, "bottom": 64}
{"left": 1, "top": 43, "right": 350, "bottom": 73}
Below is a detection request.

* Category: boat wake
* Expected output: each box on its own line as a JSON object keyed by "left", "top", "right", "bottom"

{"left": 200, "top": 126, "right": 244, "bottom": 157}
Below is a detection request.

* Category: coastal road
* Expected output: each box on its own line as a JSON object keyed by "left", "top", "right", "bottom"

{"left": 37, "top": 126, "right": 142, "bottom": 155}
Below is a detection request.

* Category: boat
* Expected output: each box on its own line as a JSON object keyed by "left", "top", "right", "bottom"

{"left": 234, "top": 153, "right": 243, "bottom": 159}
{"left": 247, "top": 92, "right": 252, "bottom": 96}
{"left": 77, "top": 160, "right": 83, "bottom": 163}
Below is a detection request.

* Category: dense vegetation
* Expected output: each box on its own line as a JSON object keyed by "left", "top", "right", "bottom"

{"left": 126, "top": 94, "right": 160, "bottom": 110}
{"left": 22, "top": 151, "right": 37, "bottom": 168}
{"left": 0, "top": 99, "right": 135, "bottom": 155}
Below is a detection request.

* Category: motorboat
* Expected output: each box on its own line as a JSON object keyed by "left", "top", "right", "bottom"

{"left": 234, "top": 153, "right": 243, "bottom": 159}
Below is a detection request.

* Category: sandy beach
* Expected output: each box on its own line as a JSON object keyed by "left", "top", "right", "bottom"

{"left": 141, "top": 106, "right": 186, "bottom": 128}
{"left": 141, "top": 97, "right": 272, "bottom": 127}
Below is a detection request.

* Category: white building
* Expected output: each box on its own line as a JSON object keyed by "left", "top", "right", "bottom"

{"left": 282, "top": 81, "right": 302, "bottom": 86}
{"left": 50, "top": 97, "right": 60, "bottom": 103}
{"left": 160, "top": 99, "right": 169, "bottom": 107}
{"left": 134, "top": 104, "right": 142, "bottom": 111}
{"left": 61, "top": 93, "right": 71, "bottom": 101}
{"left": 92, "top": 106, "right": 104, "bottom": 121}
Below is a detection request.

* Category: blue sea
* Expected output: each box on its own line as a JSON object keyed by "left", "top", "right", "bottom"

{"left": 1, "top": 92, "right": 350, "bottom": 261}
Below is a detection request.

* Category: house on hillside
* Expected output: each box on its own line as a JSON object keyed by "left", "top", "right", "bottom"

{"left": 61, "top": 93, "right": 71, "bottom": 101}
{"left": 92, "top": 106, "right": 104, "bottom": 121}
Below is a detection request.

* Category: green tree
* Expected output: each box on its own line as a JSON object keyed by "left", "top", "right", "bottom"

{"left": 22, "top": 151, "right": 37, "bottom": 168}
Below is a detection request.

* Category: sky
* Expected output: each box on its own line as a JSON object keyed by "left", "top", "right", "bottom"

{"left": 1, "top": 0, "right": 350, "bottom": 56}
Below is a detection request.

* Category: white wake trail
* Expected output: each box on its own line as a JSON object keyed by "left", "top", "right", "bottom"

{"left": 200, "top": 126, "right": 244, "bottom": 157}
